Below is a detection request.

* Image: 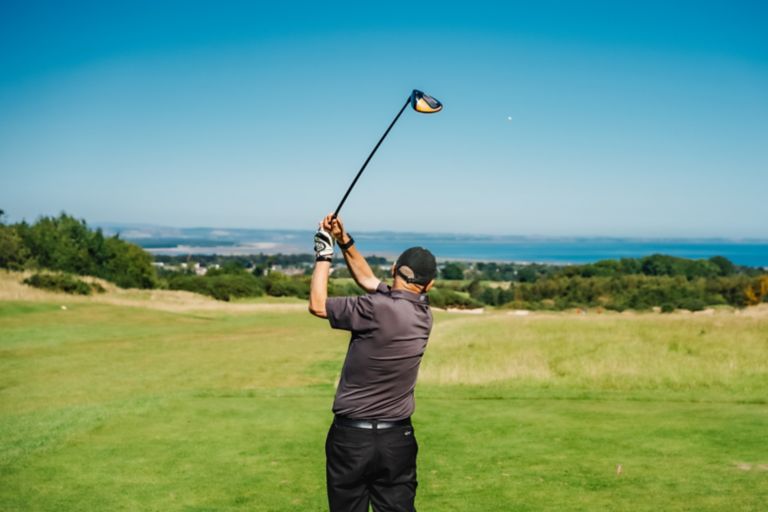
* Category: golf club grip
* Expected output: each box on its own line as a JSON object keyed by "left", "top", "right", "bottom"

{"left": 332, "top": 97, "right": 411, "bottom": 219}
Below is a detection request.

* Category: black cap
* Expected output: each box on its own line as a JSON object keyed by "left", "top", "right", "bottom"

{"left": 395, "top": 247, "right": 437, "bottom": 286}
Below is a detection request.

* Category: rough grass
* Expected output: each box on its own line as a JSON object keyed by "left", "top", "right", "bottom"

{"left": 421, "top": 313, "right": 768, "bottom": 396}
{"left": 1, "top": 279, "right": 767, "bottom": 510}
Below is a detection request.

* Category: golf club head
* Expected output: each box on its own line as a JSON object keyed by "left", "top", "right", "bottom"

{"left": 411, "top": 89, "right": 443, "bottom": 114}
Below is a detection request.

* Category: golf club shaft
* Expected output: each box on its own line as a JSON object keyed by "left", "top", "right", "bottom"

{"left": 332, "top": 96, "right": 411, "bottom": 219}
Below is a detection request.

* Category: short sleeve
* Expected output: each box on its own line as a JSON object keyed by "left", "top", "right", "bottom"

{"left": 325, "top": 294, "right": 376, "bottom": 332}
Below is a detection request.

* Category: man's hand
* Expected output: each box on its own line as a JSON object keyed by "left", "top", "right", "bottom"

{"left": 322, "top": 214, "right": 350, "bottom": 245}
{"left": 314, "top": 228, "right": 335, "bottom": 262}
{"left": 322, "top": 214, "right": 380, "bottom": 293}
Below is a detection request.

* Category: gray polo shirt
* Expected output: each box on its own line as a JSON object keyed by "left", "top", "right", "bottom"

{"left": 326, "top": 282, "right": 432, "bottom": 420}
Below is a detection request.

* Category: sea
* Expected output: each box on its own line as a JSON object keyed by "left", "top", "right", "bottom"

{"left": 99, "top": 224, "right": 768, "bottom": 268}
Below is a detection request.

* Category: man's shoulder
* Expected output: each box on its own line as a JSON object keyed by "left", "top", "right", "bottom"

{"left": 370, "top": 284, "right": 431, "bottom": 313}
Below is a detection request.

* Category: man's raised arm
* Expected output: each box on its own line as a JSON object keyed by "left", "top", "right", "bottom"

{"left": 308, "top": 222, "right": 337, "bottom": 318}
{"left": 324, "top": 214, "right": 381, "bottom": 293}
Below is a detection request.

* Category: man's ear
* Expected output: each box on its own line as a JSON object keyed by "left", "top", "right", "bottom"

{"left": 424, "top": 279, "right": 436, "bottom": 293}
{"left": 391, "top": 263, "right": 397, "bottom": 279}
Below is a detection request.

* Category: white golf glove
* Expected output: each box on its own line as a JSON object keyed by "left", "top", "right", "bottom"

{"left": 314, "top": 229, "right": 335, "bottom": 262}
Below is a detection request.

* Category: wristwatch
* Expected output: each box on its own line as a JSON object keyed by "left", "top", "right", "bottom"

{"left": 338, "top": 235, "right": 355, "bottom": 251}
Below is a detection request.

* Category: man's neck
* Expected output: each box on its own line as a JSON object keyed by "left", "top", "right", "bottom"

{"left": 392, "top": 278, "right": 425, "bottom": 295}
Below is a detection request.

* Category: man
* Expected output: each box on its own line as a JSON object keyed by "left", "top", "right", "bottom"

{"left": 309, "top": 213, "right": 437, "bottom": 512}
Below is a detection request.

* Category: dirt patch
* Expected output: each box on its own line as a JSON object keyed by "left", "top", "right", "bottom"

{"left": 734, "top": 462, "right": 768, "bottom": 471}
{"left": 735, "top": 304, "right": 768, "bottom": 318}
{"left": 444, "top": 307, "right": 484, "bottom": 314}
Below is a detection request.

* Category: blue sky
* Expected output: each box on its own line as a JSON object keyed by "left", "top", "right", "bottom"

{"left": 1, "top": 1, "right": 766, "bottom": 237}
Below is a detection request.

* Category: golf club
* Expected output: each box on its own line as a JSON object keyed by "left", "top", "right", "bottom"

{"left": 332, "top": 89, "right": 442, "bottom": 219}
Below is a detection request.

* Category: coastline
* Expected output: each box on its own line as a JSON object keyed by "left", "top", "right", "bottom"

{"left": 96, "top": 225, "right": 768, "bottom": 267}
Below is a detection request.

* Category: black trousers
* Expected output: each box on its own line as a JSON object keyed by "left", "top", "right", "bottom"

{"left": 325, "top": 421, "right": 418, "bottom": 512}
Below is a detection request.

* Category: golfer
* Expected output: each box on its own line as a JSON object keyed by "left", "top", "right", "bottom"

{"left": 309, "top": 213, "right": 437, "bottom": 512}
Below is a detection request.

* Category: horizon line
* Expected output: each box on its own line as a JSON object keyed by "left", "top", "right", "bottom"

{"left": 91, "top": 221, "right": 768, "bottom": 244}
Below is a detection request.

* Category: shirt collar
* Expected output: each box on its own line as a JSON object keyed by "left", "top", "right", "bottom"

{"left": 389, "top": 287, "right": 430, "bottom": 305}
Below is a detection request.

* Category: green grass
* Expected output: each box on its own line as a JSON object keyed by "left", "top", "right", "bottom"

{"left": 230, "top": 295, "right": 306, "bottom": 305}
{"left": 1, "top": 300, "right": 767, "bottom": 510}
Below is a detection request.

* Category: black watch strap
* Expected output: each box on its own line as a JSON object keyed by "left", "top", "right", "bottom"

{"left": 338, "top": 235, "right": 355, "bottom": 251}
{"left": 316, "top": 255, "right": 333, "bottom": 263}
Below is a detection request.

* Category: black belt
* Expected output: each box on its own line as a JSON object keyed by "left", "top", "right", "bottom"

{"left": 334, "top": 415, "right": 411, "bottom": 430}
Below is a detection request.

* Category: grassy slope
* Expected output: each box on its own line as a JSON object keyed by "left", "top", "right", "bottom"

{"left": 1, "top": 292, "right": 767, "bottom": 510}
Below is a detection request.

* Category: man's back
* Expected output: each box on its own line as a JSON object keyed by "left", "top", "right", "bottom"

{"left": 327, "top": 282, "right": 433, "bottom": 420}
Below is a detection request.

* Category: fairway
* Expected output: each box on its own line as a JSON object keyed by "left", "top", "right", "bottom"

{"left": 1, "top": 291, "right": 767, "bottom": 510}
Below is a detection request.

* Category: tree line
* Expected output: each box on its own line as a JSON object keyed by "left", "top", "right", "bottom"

{"left": 0, "top": 211, "right": 156, "bottom": 288}
{"left": 439, "top": 254, "right": 761, "bottom": 282}
{"left": 445, "top": 255, "right": 768, "bottom": 311}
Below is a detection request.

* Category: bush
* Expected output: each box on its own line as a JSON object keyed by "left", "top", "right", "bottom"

{"left": 103, "top": 237, "right": 157, "bottom": 289}
{"left": 441, "top": 262, "right": 465, "bottom": 280}
{"left": 208, "top": 274, "right": 266, "bottom": 301}
{"left": 8, "top": 213, "right": 157, "bottom": 289}
{"left": 429, "top": 287, "right": 483, "bottom": 309}
{"left": 167, "top": 273, "right": 265, "bottom": 301}
{"left": 23, "top": 272, "right": 99, "bottom": 295}
{"left": 0, "top": 224, "right": 30, "bottom": 269}
{"left": 462, "top": 272, "right": 767, "bottom": 312}
{"left": 329, "top": 279, "right": 364, "bottom": 297}
{"left": 678, "top": 297, "right": 707, "bottom": 312}
{"left": 264, "top": 272, "right": 309, "bottom": 299}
